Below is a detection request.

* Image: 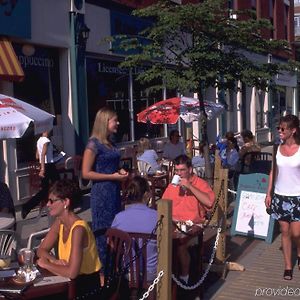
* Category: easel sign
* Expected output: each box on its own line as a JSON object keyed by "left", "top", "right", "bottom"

{"left": 231, "top": 173, "right": 275, "bottom": 243}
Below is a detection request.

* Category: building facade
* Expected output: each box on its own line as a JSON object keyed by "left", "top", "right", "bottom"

{"left": 0, "top": 0, "right": 297, "bottom": 205}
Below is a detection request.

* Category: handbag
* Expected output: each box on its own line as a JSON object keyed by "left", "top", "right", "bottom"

{"left": 266, "top": 144, "right": 278, "bottom": 215}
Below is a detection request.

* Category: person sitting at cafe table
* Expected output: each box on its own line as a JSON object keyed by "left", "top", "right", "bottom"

{"left": 137, "top": 137, "right": 161, "bottom": 175}
{"left": 162, "top": 155, "right": 215, "bottom": 284}
{"left": 111, "top": 176, "right": 157, "bottom": 281}
{"left": 36, "top": 179, "right": 101, "bottom": 299}
{"left": 239, "top": 129, "right": 261, "bottom": 160}
{"left": 163, "top": 129, "right": 186, "bottom": 160}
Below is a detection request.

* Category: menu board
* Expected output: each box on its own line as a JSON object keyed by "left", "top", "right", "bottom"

{"left": 231, "top": 173, "right": 275, "bottom": 243}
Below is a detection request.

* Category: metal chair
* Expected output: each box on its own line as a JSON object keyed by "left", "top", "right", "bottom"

{"left": 167, "top": 160, "right": 175, "bottom": 183}
{"left": 28, "top": 161, "right": 42, "bottom": 197}
{"left": 137, "top": 160, "right": 151, "bottom": 176}
{"left": 64, "top": 156, "right": 92, "bottom": 192}
{"left": 26, "top": 228, "right": 51, "bottom": 251}
{"left": 0, "top": 230, "right": 17, "bottom": 258}
{"left": 240, "top": 151, "right": 272, "bottom": 175}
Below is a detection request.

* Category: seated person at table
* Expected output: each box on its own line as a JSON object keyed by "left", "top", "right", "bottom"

{"left": 0, "top": 181, "right": 16, "bottom": 229}
{"left": 224, "top": 136, "right": 239, "bottom": 171}
{"left": 111, "top": 176, "right": 157, "bottom": 281}
{"left": 37, "top": 179, "right": 101, "bottom": 299}
{"left": 163, "top": 130, "right": 186, "bottom": 160}
{"left": 239, "top": 129, "right": 261, "bottom": 160}
{"left": 137, "top": 137, "right": 161, "bottom": 175}
{"left": 162, "top": 155, "right": 215, "bottom": 284}
{"left": 191, "top": 142, "right": 205, "bottom": 168}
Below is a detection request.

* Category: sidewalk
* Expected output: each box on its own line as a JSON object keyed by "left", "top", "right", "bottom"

{"left": 205, "top": 232, "right": 300, "bottom": 300}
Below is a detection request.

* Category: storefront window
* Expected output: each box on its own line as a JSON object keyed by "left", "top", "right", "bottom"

{"left": 13, "top": 44, "right": 61, "bottom": 167}
{"left": 86, "top": 57, "right": 171, "bottom": 142}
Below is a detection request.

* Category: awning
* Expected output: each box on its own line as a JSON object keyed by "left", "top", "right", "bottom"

{"left": 0, "top": 38, "right": 24, "bottom": 82}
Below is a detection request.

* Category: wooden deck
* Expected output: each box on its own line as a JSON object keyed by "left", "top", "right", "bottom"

{"left": 206, "top": 234, "right": 300, "bottom": 300}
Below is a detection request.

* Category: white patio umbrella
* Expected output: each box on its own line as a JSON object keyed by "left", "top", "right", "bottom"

{"left": 0, "top": 94, "right": 55, "bottom": 139}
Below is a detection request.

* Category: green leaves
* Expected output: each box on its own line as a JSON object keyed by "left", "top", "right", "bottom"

{"left": 107, "top": 0, "right": 296, "bottom": 94}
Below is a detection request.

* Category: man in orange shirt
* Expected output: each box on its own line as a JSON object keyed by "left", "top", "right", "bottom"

{"left": 163, "top": 154, "right": 215, "bottom": 284}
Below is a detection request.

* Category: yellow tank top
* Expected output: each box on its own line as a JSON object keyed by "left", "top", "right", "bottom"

{"left": 58, "top": 220, "right": 101, "bottom": 274}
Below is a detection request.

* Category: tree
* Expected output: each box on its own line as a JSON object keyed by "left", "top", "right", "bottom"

{"left": 108, "top": 0, "right": 297, "bottom": 182}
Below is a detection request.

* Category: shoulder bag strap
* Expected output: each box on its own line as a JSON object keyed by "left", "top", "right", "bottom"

{"left": 270, "top": 144, "right": 278, "bottom": 195}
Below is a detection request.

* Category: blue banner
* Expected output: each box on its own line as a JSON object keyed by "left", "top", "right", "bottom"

{"left": 0, "top": 0, "right": 31, "bottom": 38}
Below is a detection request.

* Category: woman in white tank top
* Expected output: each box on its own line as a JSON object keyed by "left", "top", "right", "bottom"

{"left": 265, "top": 114, "right": 300, "bottom": 281}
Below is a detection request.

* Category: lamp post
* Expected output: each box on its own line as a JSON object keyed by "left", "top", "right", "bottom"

{"left": 70, "top": 12, "right": 90, "bottom": 153}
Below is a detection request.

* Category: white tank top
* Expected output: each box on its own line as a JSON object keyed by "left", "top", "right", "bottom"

{"left": 275, "top": 145, "right": 300, "bottom": 196}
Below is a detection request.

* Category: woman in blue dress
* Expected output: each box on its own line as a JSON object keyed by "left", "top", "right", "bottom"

{"left": 82, "top": 107, "right": 128, "bottom": 266}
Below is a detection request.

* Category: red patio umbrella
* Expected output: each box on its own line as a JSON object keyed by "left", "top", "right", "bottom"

{"left": 137, "top": 97, "right": 224, "bottom": 124}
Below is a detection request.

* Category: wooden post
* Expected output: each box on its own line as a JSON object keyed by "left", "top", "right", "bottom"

{"left": 211, "top": 150, "right": 221, "bottom": 226}
{"left": 215, "top": 168, "right": 228, "bottom": 263}
{"left": 209, "top": 150, "right": 228, "bottom": 263}
{"left": 157, "top": 199, "right": 172, "bottom": 300}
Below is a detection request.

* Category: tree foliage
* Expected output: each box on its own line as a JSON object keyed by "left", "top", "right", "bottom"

{"left": 111, "top": 0, "right": 297, "bottom": 95}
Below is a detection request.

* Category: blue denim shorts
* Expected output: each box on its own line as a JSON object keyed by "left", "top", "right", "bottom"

{"left": 270, "top": 194, "right": 300, "bottom": 222}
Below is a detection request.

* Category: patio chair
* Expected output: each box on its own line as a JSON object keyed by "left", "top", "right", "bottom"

{"left": 240, "top": 151, "right": 272, "bottom": 175}
{"left": 167, "top": 160, "right": 175, "bottom": 183}
{"left": 137, "top": 160, "right": 151, "bottom": 176}
{"left": 64, "top": 156, "right": 92, "bottom": 193}
{"left": 26, "top": 228, "right": 51, "bottom": 252}
{"left": 0, "top": 230, "right": 17, "bottom": 259}
{"left": 103, "top": 228, "right": 131, "bottom": 300}
{"left": 127, "top": 232, "right": 157, "bottom": 300}
{"left": 28, "top": 161, "right": 42, "bottom": 197}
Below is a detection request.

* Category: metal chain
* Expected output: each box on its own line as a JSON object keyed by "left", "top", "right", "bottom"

{"left": 227, "top": 188, "right": 237, "bottom": 195}
{"left": 139, "top": 270, "right": 164, "bottom": 300}
{"left": 120, "top": 215, "right": 164, "bottom": 275}
{"left": 204, "top": 179, "right": 224, "bottom": 228}
{"left": 171, "top": 226, "right": 221, "bottom": 290}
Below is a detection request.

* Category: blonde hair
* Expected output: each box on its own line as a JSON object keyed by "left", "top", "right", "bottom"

{"left": 137, "top": 137, "right": 151, "bottom": 155}
{"left": 91, "top": 107, "right": 117, "bottom": 145}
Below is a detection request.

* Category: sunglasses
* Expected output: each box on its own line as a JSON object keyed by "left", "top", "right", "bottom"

{"left": 276, "top": 126, "right": 288, "bottom": 132}
{"left": 48, "top": 198, "right": 63, "bottom": 204}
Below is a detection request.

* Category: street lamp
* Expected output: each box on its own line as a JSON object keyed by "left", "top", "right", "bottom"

{"left": 75, "top": 22, "right": 90, "bottom": 47}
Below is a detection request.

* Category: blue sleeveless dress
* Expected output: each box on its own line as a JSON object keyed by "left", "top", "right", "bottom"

{"left": 86, "top": 137, "right": 121, "bottom": 263}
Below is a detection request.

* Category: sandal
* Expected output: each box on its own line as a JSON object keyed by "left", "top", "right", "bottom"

{"left": 283, "top": 269, "right": 293, "bottom": 280}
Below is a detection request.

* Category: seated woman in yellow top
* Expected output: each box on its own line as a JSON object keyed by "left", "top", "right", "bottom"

{"left": 37, "top": 179, "right": 101, "bottom": 298}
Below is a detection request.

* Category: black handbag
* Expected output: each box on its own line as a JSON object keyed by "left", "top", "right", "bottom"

{"left": 266, "top": 144, "right": 278, "bottom": 215}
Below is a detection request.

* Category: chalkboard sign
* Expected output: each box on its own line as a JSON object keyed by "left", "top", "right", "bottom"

{"left": 231, "top": 173, "right": 275, "bottom": 243}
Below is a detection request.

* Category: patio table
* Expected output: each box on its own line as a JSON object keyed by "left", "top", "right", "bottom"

{"left": 0, "top": 267, "right": 72, "bottom": 299}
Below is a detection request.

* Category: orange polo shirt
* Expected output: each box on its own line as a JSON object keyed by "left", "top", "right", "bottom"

{"left": 162, "top": 175, "right": 215, "bottom": 223}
